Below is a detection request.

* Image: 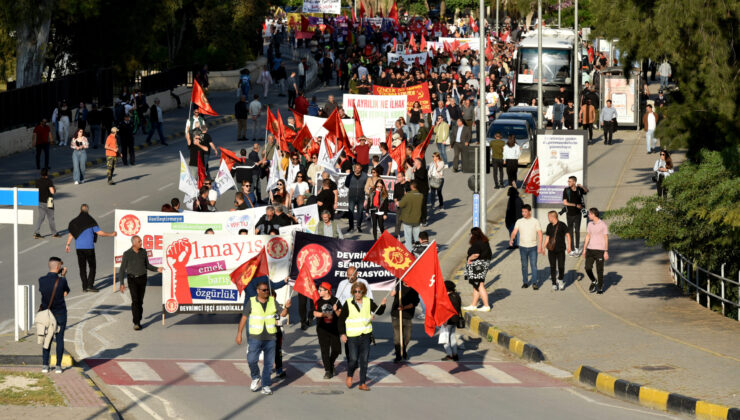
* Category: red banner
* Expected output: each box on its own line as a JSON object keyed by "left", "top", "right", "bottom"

{"left": 372, "top": 82, "right": 432, "bottom": 113}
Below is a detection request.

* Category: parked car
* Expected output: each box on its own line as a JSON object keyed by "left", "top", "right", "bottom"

{"left": 487, "top": 119, "right": 533, "bottom": 165}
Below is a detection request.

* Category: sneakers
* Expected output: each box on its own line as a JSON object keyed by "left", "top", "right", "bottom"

{"left": 261, "top": 386, "right": 272, "bottom": 395}
{"left": 521, "top": 283, "right": 530, "bottom": 288}
{"left": 462, "top": 305, "right": 479, "bottom": 311}
{"left": 552, "top": 284, "right": 559, "bottom": 291}
{"left": 589, "top": 283, "right": 597, "bottom": 293}
{"left": 74, "top": 181, "right": 79, "bottom": 185}
{"left": 532, "top": 284, "right": 540, "bottom": 290}
{"left": 250, "top": 378, "right": 261, "bottom": 392}
{"left": 557, "top": 280, "right": 565, "bottom": 290}
{"left": 52, "top": 233, "right": 62, "bottom": 238}
{"left": 33, "top": 234, "right": 42, "bottom": 239}
{"left": 133, "top": 324, "right": 142, "bottom": 331}
{"left": 42, "top": 366, "right": 49, "bottom": 373}
{"left": 55, "top": 367, "right": 63, "bottom": 374}
{"left": 478, "top": 306, "right": 491, "bottom": 312}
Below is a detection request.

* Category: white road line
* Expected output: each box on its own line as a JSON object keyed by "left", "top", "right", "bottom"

{"left": 158, "top": 182, "right": 175, "bottom": 191}
{"left": 366, "top": 364, "right": 402, "bottom": 384}
{"left": 464, "top": 364, "right": 520, "bottom": 384}
{"left": 119, "top": 361, "right": 163, "bottom": 382}
{"left": 563, "top": 388, "right": 677, "bottom": 418}
{"left": 526, "top": 362, "right": 573, "bottom": 379}
{"left": 0, "top": 319, "right": 13, "bottom": 335}
{"left": 117, "top": 386, "right": 164, "bottom": 420}
{"left": 290, "top": 362, "right": 341, "bottom": 383}
{"left": 19, "top": 241, "right": 48, "bottom": 255}
{"left": 409, "top": 363, "right": 463, "bottom": 384}
{"left": 176, "top": 362, "right": 225, "bottom": 382}
{"left": 131, "top": 385, "right": 182, "bottom": 419}
{"left": 101, "top": 209, "right": 115, "bottom": 217}
{"left": 131, "top": 194, "right": 150, "bottom": 204}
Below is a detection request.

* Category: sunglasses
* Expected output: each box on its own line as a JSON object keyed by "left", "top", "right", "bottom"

{"left": 352, "top": 290, "right": 363, "bottom": 294}
{"left": 258, "top": 288, "right": 269, "bottom": 292}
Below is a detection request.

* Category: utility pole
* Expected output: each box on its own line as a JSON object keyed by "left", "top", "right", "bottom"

{"left": 537, "top": 0, "right": 543, "bottom": 129}
{"left": 574, "top": 0, "right": 579, "bottom": 131}
{"left": 558, "top": 0, "right": 561, "bottom": 28}
{"left": 495, "top": 0, "right": 499, "bottom": 36}
{"left": 478, "top": 0, "right": 487, "bottom": 233}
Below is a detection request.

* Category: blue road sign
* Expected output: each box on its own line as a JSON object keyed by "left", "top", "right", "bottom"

{"left": 0, "top": 188, "right": 39, "bottom": 206}
{"left": 472, "top": 193, "right": 480, "bottom": 228}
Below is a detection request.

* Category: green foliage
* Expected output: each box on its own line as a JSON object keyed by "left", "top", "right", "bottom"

{"left": 590, "top": 0, "right": 740, "bottom": 173}
{"left": 606, "top": 151, "right": 740, "bottom": 273}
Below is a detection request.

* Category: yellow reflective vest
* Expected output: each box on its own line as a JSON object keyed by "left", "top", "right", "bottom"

{"left": 345, "top": 296, "right": 373, "bottom": 337}
{"left": 248, "top": 296, "right": 277, "bottom": 335}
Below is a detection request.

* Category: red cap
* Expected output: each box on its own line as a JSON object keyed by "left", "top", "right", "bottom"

{"left": 319, "top": 282, "right": 332, "bottom": 292}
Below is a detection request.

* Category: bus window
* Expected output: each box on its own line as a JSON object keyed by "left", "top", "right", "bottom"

{"left": 518, "top": 48, "right": 572, "bottom": 84}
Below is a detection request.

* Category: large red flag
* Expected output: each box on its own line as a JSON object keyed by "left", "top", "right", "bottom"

{"left": 219, "top": 147, "right": 243, "bottom": 171}
{"left": 191, "top": 79, "right": 219, "bottom": 116}
{"left": 323, "top": 108, "right": 354, "bottom": 158}
{"left": 292, "top": 124, "right": 313, "bottom": 158}
{"left": 278, "top": 109, "right": 295, "bottom": 151}
{"left": 266, "top": 107, "right": 281, "bottom": 139}
{"left": 363, "top": 230, "right": 416, "bottom": 277}
{"left": 359, "top": 1, "right": 365, "bottom": 18}
{"left": 389, "top": 140, "right": 407, "bottom": 174}
{"left": 402, "top": 242, "right": 457, "bottom": 336}
{"left": 230, "top": 248, "right": 270, "bottom": 295}
{"left": 352, "top": 103, "right": 365, "bottom": 139}
{"left": 470, "top": 15, "right": 478, "bottom": 33}
{"left": 412, "top": 125, "right": 434, "bottom": 160}
{"left": 420, "top": 33, "right": 427, "bottom": 50}
{"left": 389, "top": 1, "right": 399, "bottom": 26}
{"left": 292, "top": 109, "right": 304, "bottom": 129}
{"left": 523, "top": 157, "right": 540, "bottom": 195}
{"left": 197, "top": 152, "right": 206, "bottom": 189}
{"left": 301, "top": 15, "right": 310, "bottom": 32}
{"left": 294, "top": 262, "right": 320, "bottom": 303}
{"left": 409, "top": 34, "right": 416, "bottom": 50}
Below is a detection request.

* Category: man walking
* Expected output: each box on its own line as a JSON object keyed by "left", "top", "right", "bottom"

{"left": 562, "top": 176, "right": 589, "bottom": 255}
{"left": 450, "top": 118, "right": 471, "bottom": 172}
{"left": 542, "top": 211, "right": 570, "bottom": 291}
{"left": 344, "top": 163, "right": 368, "bottom": 233}
{"left": 119, "top": 235, "right": 163, "bottom": 330}
{"left": 235, "top": 280, "right": 291, "bottom": 395}
{"left": 643, "top": 104, "right": 659, "bottom": 154}
{"left": 32, "top": 119, "right": 52, "bottom": 170}
{"left": 118, "top": 114, "right": 135, "bottom": 165}
{"left": 287, "top": 71, "right": 298, "bottom": 109}
{"left": 335, "top": 266, "right": 373, "bottom": 304}
{"left": 235, "top": 95, "right": 249, "bottom": 141}
{"left": 398, "top": 181, "right": 424, "bottom": 250}
{"left": 248, "top": 95, "right": 262, "bottom": 142}
{"left": 509, "top": 204, "right": 542, "bottom": 289}
{"left": 579, "top": 99, "right": 596, "bottom": 142}
{"left": 65, "top": 204, "right": 117, "bottom": 292}
{"left": 390, "top": 280, "right": 419, "bottom": 363}
{"left": 39, "top": 257, "right": 70, "bottom": 374}
{"left": 489, "top": 132, "right": 505, "bottom": 188}
{"left": 582, "top": 208, "right": 609, "bottom": 294}
{"left": 600, "top": 99, "right": 618, "bottom": 145}
{"left": 146, "top": 99, "right": 167, "bottom": 145}
{"left": 105, "top": 127, "right": 119, "bottom": 185}
{"left": 33, "top": 169, "right": 61, "bottom": 239}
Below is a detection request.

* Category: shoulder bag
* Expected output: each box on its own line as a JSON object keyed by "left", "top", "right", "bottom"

{"left": 546, "top": 223, "right": 559, "bottom": 251}
{"left": 35, "top": 277, "right": 59, "bottom": 346}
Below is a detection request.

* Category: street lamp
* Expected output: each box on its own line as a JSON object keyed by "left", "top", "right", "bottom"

{"left": 478, "top": 0, "right": 487, "bottom": 233}
{"left": 537, "top": 0, "right": 543, "bottom": 129}
{"left": 574, "top": 0, "right": 579, "bottom": 130}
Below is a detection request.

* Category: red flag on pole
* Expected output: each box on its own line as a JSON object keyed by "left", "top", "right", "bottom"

{"left": 368, "top": 3, "right": 373, "bottom": 18}
{"left": 352, "top": 103, "right": 365, "bottom": 139}
{"left": 294, "top": 262, "right": 320, "bottom": 303}
{"left": 409, "top": 34, "right": 416, "bottom": 51}
{"left": 191, "top": 79, "right": 219, "bottom": 116}
{"left": 292, "top": 109, "right": 304, "bottom": 129}
{"left": 266, "top": 107, "right": 280, "bottom": 139}
{"left": 389, "top": 1, "right": 399, "bottom": 26}
{"left": 197, "top": 152, "right": 206, "bottom": 189}
{"left": 323, "top": 108, "right": 354, "bottom": 158}
{"left": 359, "top": 1, "right": 365, "bottom": 18}
{"left": 420, "top": 33, "right": 427, "bottom": 50}
{"left": 230, "top": 248, "right": 270, "bottom": 295}
{"left": 292, "top": 124, "right": 313, "bottom": 158}
{"left": 412, "top": 126, "right": 434, "bottom": 160}
{"left": 219, "top": 147, "right": 244, "bottom": 171}
{"left": 393, "top": 38, "right": 397, "bottom": 52}
{"left": 470, "top": 15, "right": 478, "bottom": 33}
{"left": 401, "top": 242, "right": 457, "bottom": 336}
{"left": 301, "top": 15, "right": 310, "bottom": 31}
{"left": 389, "top": 140, "right": 407, "bottom": 174}
{"left": 363, "top": 231, "right": 416, "bottom": 277}
{"left": 523, "top": 157, "right": 540, "bottom": 195}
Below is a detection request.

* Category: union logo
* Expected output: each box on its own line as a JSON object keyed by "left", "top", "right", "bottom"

{"left": 119, "top": 214, "right": 141, "bottom": 236}
{"left": 296, "top": 244, "right": 332, "bottom": 279}
{"left": 266, "top": 237, "right": 289, "bottom": 259}
{"left": 241, "top": 264, "right": 257, "bottom": 285}
{"left": 382, "top": 246, "right": 413, "bottom": 271}
{"left": 164, "top": 299, "right": 179, "bottom": 313}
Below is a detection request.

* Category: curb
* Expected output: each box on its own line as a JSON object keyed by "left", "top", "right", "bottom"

{"left": 0, "top": 353, "right": 74, "bottom": 367}
{"left": 576, "top": 366, "right": 740, "bottom": 420}
{"left": 15, "top": 114, "right": 236, "bottom": 188}
{"left": 76, "top": 362, "right": 122, "bottom": 420}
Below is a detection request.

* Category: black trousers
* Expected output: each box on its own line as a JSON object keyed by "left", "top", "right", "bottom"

{"left": 121, "top": 138, "right": 135, "bottom": 165}
{"left": 76, "top": 249, "right": 96, "bottom": 290}
{"left": 392, "top": 317, "right": 412, "bottom": 358}
{"left": 656, "top": 174, "right": 667, "bottom": 198}
{"left": 603, "top": 121, "right": 615, "bottom": 144}
{"left": 298, "top": 294, "right": 314, "bottom": 326}
{"left": 420, "top": 193, "right": 428, "bottom": 223}
{"left": 505, "top": 159, "right": 518, "bottom": 186}
{"left": 288, "top": 89, "right": 296, "bottom": 108}
{"left": 128, "top": 275, "right": 147, "bottom": 325}
{"left": 547, "top": 251, "right": 566, "bottom": 284}
{"left": 370, "top": 211, "right": 385, "bottom": 240}
{"left": 585, "top": 249, "right": 605, "bottom": 290}
{"left": 566, "top": 214, "right": 582, "bottom": 250}
{"left": 275, "top": 328, "right": 283, "bottom": 371}
{"left": 36, "top": 144, "right": 50, "bottom": 169}
{"left": 582, "top": 123, "right": 593, "bottom": 141}
{"left": 492, "top": 158, "right": 504, "bottom": 186}
{"left": 317, "top": 327, "right": 341, "bottom": 372}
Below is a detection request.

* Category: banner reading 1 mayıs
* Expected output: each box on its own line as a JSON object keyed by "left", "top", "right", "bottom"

{"left": 161, "top": 233, "right": 294, "bottom": 314}
{"left": 536, "top": 133, "right": 586, "bottom": 204}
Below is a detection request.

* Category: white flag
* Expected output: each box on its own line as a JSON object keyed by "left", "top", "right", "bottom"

{"left": 265, "top": 147, "right": 285, "bottom": 191}
{"left": 317, "top": 138, "right": 342, "bottom": 174}
{"left": 178, "top": 151, "right": 198, "bottom": 197}
{"left": 213, "top": 158, "right": 235, "bottom": 195}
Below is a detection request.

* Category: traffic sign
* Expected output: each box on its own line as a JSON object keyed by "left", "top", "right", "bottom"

{"left": 0, "top": 188, "right": 39, "bottom": 206}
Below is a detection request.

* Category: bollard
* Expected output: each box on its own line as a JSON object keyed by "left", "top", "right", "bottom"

{"left": 720, "top": 264, "right": 725, "bottom": 315}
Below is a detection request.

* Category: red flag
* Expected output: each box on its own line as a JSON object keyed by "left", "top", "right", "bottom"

{"left": 323, "top": 108, "right": 354, "bottom": 158}
{"left": 412, "top": 125, "right": 434, "bottom": 160}
{"left": 359, "top": 1, "right": 365, "bottom": 18}
{"left": 197, "top": 152, "right": 206, "bottom": 189}
{"left": 191, "top": 79, "right": 218, "bottom": 116}
{"left": 470, "top": 15, "right": 478, "bottom": 33}
{"left": 276, "top": 109, "right": 292, "bottom": 152}
{"left": 363, "top": 231, "right": 416, "bottom": 277}
{"left": 292, "top": 124, "right": 313, "bottom": 158}
{"left": 230, "top": 248, "right": 270, "bottom": 295}
{"left": 301, "top": 15, "right": 310, "bottom": 32}
{"left": 266, "top": 107, "right": 280, "bottom": 139}
{"left": 219, "top": 147, "right": 243, "bottom": 171}
{"left": 389, "top": 140, "right": 407, "bottom": 173}
{"left": 523, "top": 157, "right": 540, "bottom": 195}
{"left": 409, "top": 34, "right": 416, "bottom": 51}
{"left": 393, "top": 37, "right": 397, "bottom": 52}
{"left": 485, "top": 37, "right": 494, "bottom": 61}
{"left": 292, "top": 109, "right": 304, "bottom": 129}
{"left": 352, "top": 7, "right": 357, "bottom": 23}
{"left": 402, "top": 243, "right": 457, "bottom": 336}
{"left": 420, "top": 33, "right": 427, "bottom": 50}
{"left": 294, "top": 262, "right": 320, "bottom": 303}
{"left": 368, "top": 3, "right": 373, "bottom": 18}
{"left": 389, "top": 1, "right": 399, "bottom": 25}
{"left": 352, "top": 103, "right": 365, "bottom": 139}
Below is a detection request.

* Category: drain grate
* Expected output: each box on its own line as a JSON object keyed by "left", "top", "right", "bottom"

{"left": 636, "top": 365, "right": 675, "bottom": 371}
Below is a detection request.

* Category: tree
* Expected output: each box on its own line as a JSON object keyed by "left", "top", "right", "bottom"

{"left": 0, "top": 0, "right": 54, "bottom": 88}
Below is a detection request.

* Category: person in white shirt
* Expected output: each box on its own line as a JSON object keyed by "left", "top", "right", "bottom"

{"left": 248, "top": 95, "right": 262, "bottom": 142}
{"left": 335, "top": 266, "right": 373, "bottom": 304}
{"left": 642, "top": 105, "right": 659, "bottom": 154}
{"left": 502, "top": 135, "right": 522, "bottom": 186}
{"left": 509, "top": 204, "right": 543, "bottom": 289}
{"left": 288, "top": 172, "right": 310, "bottom": 206}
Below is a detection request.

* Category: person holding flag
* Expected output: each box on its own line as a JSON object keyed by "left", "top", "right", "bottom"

{"left": 439, "top": 281, "right": 463, "bottom": 361}
{"left": 390, "top": 280, "right": 419, "bottom": 363}
{"left": 312, "top": 282, "right": 342, "bottom": 379}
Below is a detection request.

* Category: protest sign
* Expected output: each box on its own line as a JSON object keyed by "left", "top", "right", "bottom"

{"left": 372, "top": 82, "right": 432, "bottom": 113}
{"left": 302, "top": 0, "right": 340, "bottom": 14}
{"left": 341, "top": 95, "right": 407, "bottom": 129}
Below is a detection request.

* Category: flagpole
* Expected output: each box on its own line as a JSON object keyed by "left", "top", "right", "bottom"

{"left": 398, "top": 279, "right": 403, "bottom": 359}
{"left": 399, "top": 240, "right": 436, "bottom": 282}
{"left": 372, "top": 278, "right": 400, "bottom": 316}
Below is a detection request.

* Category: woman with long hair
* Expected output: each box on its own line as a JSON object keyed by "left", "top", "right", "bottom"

{"left": 407, "top": 101, "right": 423, "bottom": 139}
{"left": 270, "top": 179, "right": 291, "bottom": 209}
{"left": 462, "top": 227, "right": 493, "bottom": 311}
{"left": 653, "top": 150, "right": 674, "bottom": 198}
{"left": 428, "top": 152, "right": 445, "bottom": 209}
{"left": 70, "top": 128, "right": 89, "bottom": 184}
{"left": 366, "top": 179, "right": 389, "bottom": 239}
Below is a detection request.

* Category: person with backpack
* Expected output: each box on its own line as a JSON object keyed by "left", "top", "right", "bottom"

{"left": 37, "top": 256, "right": 70, "bottom": 373}
{"left": 439, "top": 280, "right": 462, "bottom": 361}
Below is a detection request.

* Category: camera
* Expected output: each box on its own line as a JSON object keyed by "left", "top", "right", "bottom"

{"left": 75, "top": 140, "right": 82, "bottom": 148}
{"left": 558, "top": 207, "right": 567, "bottom": 215}
{"left": 582, "top": 208, "right": 589, "bottom": 218}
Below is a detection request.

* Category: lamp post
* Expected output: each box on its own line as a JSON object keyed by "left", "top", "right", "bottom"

{"left": 478, "top": 0, "right": 487, "bottom": 233}
{"left": 537, "top": 0, "right": 543, "bottom": 129}
{"left": 574, "top": 0, "right": 579, "bottom": 131}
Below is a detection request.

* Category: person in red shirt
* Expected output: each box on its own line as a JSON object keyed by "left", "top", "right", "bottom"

{"left": 32, "top": 119, "right": 53, "bottom": 169}
{"left": 294, "top": 90, "right": 309, "bottom": 115}
{"left": 104, "top": 128, "right": 119, "bottom": 185}
{"left": 353, "top": 136, "right": 370, "bottom": 171}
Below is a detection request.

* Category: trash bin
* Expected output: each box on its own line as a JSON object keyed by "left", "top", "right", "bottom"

{"left": 462, "top": 145, "right": 490, "bottom": 173}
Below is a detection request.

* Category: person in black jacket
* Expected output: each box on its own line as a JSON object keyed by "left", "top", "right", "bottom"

{"left": 412, "top": 158, "right": 429, "bottom": 225}
{"left": 506, "top": 183, "right": 524, "bottom": 249}
{"left": 235, "top": 95, "right": 249, "bottom": 141}
{"left": 366, "top": 179, "right": 389, "bottom": 240}
{"left": 118, "top": 114, "right": 135, "bottom": 165}
{"left": 39, "top": 257, "right": 70, "bottom": 373}
{"left": 390, "top": 280, "right": 419, "bottom": 363}
{"left": 440, "top": 280, "right": 462, "bottom": 361}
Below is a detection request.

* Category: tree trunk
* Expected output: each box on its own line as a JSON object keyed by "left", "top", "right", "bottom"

{"left": 15, "top": 1, "right": 53, "bottom": 88}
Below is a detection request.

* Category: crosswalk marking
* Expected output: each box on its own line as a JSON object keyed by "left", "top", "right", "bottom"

{"left": 290, "top": 362, "right": 341, "bottom": 383}
{"left": 176, "top": 362, "right": 225, "bottom": 383}
{"left": 409, "top": 363, "right": 463, "bottom": 384}
{"left": 465, "top": 364, "right": 521, "bottom": 384}
{"left": 118, "top": 361, "right": 163, "bottom": 382}
{"left": 366, "top": 364, "right": 402, "bottom": 384}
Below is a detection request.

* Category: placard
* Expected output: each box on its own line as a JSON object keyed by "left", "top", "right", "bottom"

{"left": 535, "top": 133, "right": 586, "bottom": 204}
{"left": 371, "top": 83, "right": 432, "bottom": 113}
{"left": 302, "top": 0, "right": 340, "bottom": 14}
{"left": 342, "top": 94, "right": 407, "bottom": 129}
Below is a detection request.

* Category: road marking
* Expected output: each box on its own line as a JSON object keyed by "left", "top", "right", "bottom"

{"left": 101, "top": 209, "right": 115, "bottom": 217}
{"left": 117, "top": 386, "right": 164, "bottom": 420}
{"left": 465, "top": 364, "right": 520, "bottom": 383}
{"left": 19, "top": 240, "right": 48, "bottom": 254}
{"left": 131, "top": 194, "right": 150, "bottom": 204}
{"left": 0, "top": 319, "right": 12, "bottom": 335}
{"left": 119, "top": 361, "right": 163, "bottom": 382}
{"left": 366, "top": 364, "right": 402, "bottom": 383}
{"left": 158, "top": 182, "right": 175, "bottom": 191}
{"left": 409, "top": 363, "right": 463, "bottom": 384}
{"left": 290, "top": 362, "right": 341, "bottom": 383}
{"left": 176, "top": 362, "right": 225, "bottom": 382}
{"left": 131, "top": 385, "right": 182, "bottom": 419}
{"left": 526, "top": 363, "right": 573, "bottom": 379}
{"left": 564, "top": 388, "right": 676, "bottom": 418}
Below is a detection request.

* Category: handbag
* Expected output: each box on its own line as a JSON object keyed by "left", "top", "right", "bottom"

{"left": 47, "top": 196, "right": 54, "bottom": 209}
{"left": 546, "top": 223, "right": 559, "bottom": 251}
{"left": 35, "top": 277, "right": 59, "bottom": 346}
{"left": 429, "top": 175, "right": 442, "bottom": 189}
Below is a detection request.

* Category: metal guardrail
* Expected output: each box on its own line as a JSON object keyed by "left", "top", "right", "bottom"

{"left": 669, "top": 250, "right": 739, "bottom": 320}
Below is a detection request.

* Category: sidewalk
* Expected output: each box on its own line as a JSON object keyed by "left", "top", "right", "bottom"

{"left": 456, "top": 126, "right": 740, "bottom": 407}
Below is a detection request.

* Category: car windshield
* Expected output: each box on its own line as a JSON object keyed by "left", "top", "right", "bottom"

{"left": 488, "top": 124, "right": 529, "bottom": 139}
{"left": 519, "top": 48, "right": 572, "bottom": 84}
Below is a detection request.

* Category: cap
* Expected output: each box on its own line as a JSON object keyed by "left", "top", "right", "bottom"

{"left": 319, "top": 282, "right": 332, "bottom": 292}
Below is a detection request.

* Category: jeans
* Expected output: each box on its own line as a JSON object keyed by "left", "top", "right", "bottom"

{"left": 585, "top": 249, "right": 605, "bottom": 291}
{"left": 58, "top": 117, "right": 70, "bottom": 145}
{"left": 548, "top": 250, "right": 566, "bottom": 284}
{"left": 34, "top": 203, "right": 57, "bottom": 235}
{"left": 553, "top": 120, "right": 563, "bottom": 130}
{"left": 77, "top": 248, "right": 97, "bottom": 290}
{"left": 89, "top": 124, "right": 101, "bottom": 148}
{"left": 645, "top": 129, "right": 656, "bottom": 152}
{"left": 251, "top": 172, "right": 263, "bottom": 202}
{"left": 288, "top": 90, "right": 296, "bottom": 108}
{"left": 128, "top": 275, "right": 147, "bottom": 326}
{"left": 429, "top": 179, "right": 444, "bottom": 208}
{"left": 407, "top": 123, "right": 420, "bottom": 140}
{"left": 566, "top": 214, "right": 582, "bottom": 250}
{"left": 347, "top": 196, "right": 364, "bottom": 230}
{"left": 492, "top": 158, "right": 504, "bottom": 186}
{"left": 250, "top": 117, "right": 261, "bottom": 139}
{"left": 519, "top": 245, "right": 538, "bottom": 286}
{"left": 247, "top": 338, "right": 276, "bottom": 387}
{"left": 402, "top": 223, "right": 420, "bottom": 250}
{"left": 436, "top": 142, "right": 448, "bottom": 164}
{"left": 346, "top": 333, "right": 371, "bottom": 385}
{"left": 42, "top": 319, "right": 66, "bottom": 367}
{"left": 36, "top": 144, "right": 50, "bottom": 169}
{"left": 660, "top": 75, "right": 669, "bottom": 89}
{"left": 146, "top": 122, "right": 165, "bottom": 143}
{"left": 72, "top": 150, "right": 87, "bottom": 183}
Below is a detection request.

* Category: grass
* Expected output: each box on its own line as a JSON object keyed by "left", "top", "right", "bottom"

{"left": 0, "top": 370, "right": 65, "bottom": 406}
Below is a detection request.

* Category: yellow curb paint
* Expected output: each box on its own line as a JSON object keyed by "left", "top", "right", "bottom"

{"left": 574, "top": 366, "right": 583, "bottom": 378}
{"left": 595, "top": 373, "right": 617, "bottom": 397}
{"left": 486, "top": 326, "right": 499, "bottom": 343}
{"left": 49, "top": 354, "right": 74, "bottom": 367}
{"left": 638, "top": 386, "right": 669, "bottom": 411}
{"left": 509, "top": 337, "right": 525, "bottom": 356}
{"left": 469, "top": 316, "right": 481, "bottom": 336}
{"left": 695, "top": 401, "right": 729, "bottom": 420}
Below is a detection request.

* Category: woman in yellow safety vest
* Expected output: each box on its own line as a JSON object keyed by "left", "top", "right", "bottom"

{"left": 339, "top": 281, "right": 387, "bottom": 391}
